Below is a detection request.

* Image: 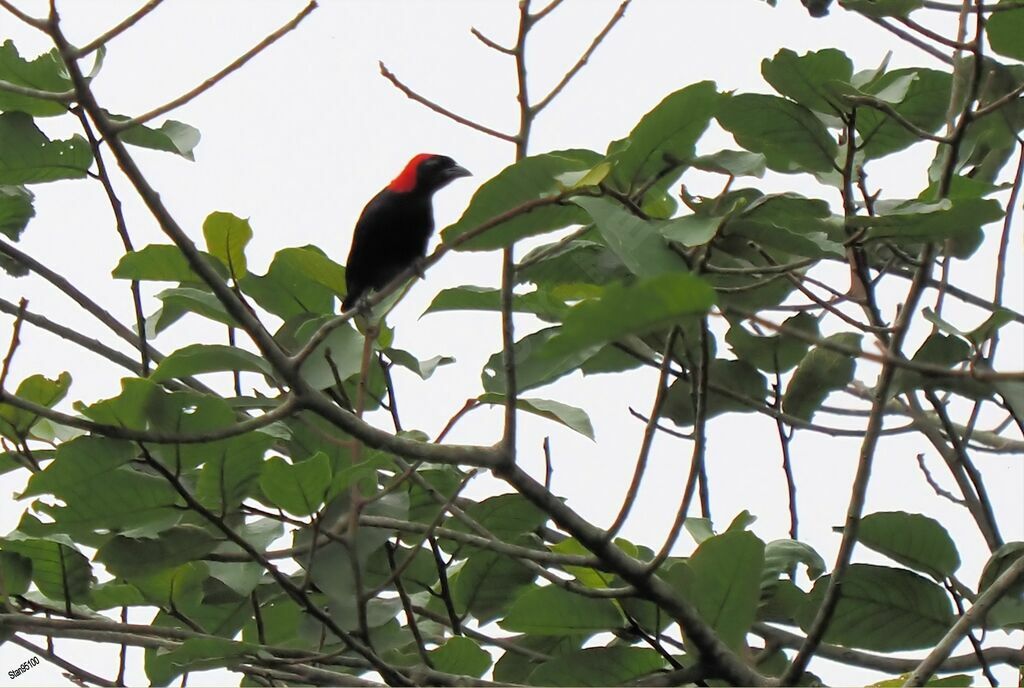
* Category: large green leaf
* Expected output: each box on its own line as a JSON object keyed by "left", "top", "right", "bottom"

{"left": 782, "top": 333, "right": 861, "bottom": 421}
{"left": 0, "top": 185, "right": 33, "bottom": 245}
{"left": 858, "top": 511, "right": 960, "bottom": 579}
{"left": 533, "top": 272, "right": 715, "bottom": 363}
{"left": 477, "top": 393, "right": 594, "bottom": 440}
{"left": 762, "top": 48, "right": 853, "bottom": 115}
{"left": 239, "top": 246, "right": 340, "bottom": 318}
{"left": 0, "top": 550, "right": 31, "bottom": 596}
{"left": 761, "top": 539, "right": 826, "bottom": 600}
{"left": 203, "top": 211, "right": 252, "bottom": 279}
{"left": 196, "top": 432, "right": 275, "bottom": 512}
{"left": 0, "top": 112, "right": 92, "bottom": 184}
{"left": 501, "top": 584, "right": 624, "bottom": 635}
{"left": 857, "top": 68, "right": 952, "bottom": 159}
{"left": 294, "top": 316, "right": 365, "bottom": 390}
{"left": 147, "top": 637, "right": 253, "bottom": 686}
{"left": 452, "top": 494, "right": 549, "bottom": 540}
{"left": 422, "top": 284, "right": 567, "bottom": 321}
{"left": 259, "top": 452, "right": 331, "bottom": 517}
{"left": 453, "top": 547, "right": 537, "bottom": 624}
{"left": 574, "top": 195, "right": 688, "bottom": 277}
{"left": 986, "top": 2, "right": 1024, "bottom": 60}
{"left": 151, "top": 287, "right": 237, "bottom": 334}
{"left": 96, "top": 526, "right": 219, "bottom": 578}
{"left": 481, "top": 326, "right": 598, "bottom": 395}
{"left": 686, "top": 530, "right": 765, "bottom": 649}
{"left": 112, "top": 244, "right": 208, "bottom": 282}
{"left": 150, "top": 344, "right": 273, "bottom": 383}
{"left": 661, "top": 358, "right": 768, "bottom": 426}
{"left": 1, "top": 533, "right": 94, "bottom": 602}
{"left": 0, "top": 371, "right": 71, "bottom": 440}
{"left": 605, "top": 80, "right": 719, "bottom": 191}
{"left": 528, "top": 647, "right": 666, "bottom": 686}
{"left": 799, "top": 564, "right": 954, "bottom": 651}
{"left": 0, "top": 41, "right": 70, "bottom": 117}
{"left": 429, "top": 637, "right": 492, "bottom": 678}
{"left": 718, "top": 94, "right": 839, "bottom": 173}
{"left": 441, "top": 149, "right": 601, "bottom": 250}
{"left": 727, "top": 313, "right": 820, "bottom": 374}
{"left": 851, "top": 197, "right": 1003, "bottom": 242}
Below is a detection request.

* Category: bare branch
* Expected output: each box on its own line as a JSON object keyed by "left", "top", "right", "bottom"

{"left": 0, "top": 297, "right": 27, "bottom": 392}
{"left": 72, "top": 0, "right": 164, "bottom": 57}
{"left": 378, "top": 61, "right": 517, "bottom": 142}
{"left": 0, "top": 0, "right": 47, "bottom": 29}
{"left": 469, "top": 27, "right": 514, "bottom": 54}
{"left": 109, "top": 2, "right": 318, "bottom": 131}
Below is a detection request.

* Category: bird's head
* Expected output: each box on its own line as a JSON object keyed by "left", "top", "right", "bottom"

{"left": 388, "top": 154, "right": 471, "bottom": 194}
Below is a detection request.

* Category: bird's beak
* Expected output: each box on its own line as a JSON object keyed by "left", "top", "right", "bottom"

{"left": 447, "top": 164, "right": 471, "bottom": 180}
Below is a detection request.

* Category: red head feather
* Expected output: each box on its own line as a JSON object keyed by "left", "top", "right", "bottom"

{"left": 388, "top": 153, "right": 437, "bottom": 193}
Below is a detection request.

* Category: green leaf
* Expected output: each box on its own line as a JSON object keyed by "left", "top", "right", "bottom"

{"left": 988, "top": 3, "right": 1024, "bottom": 60}
{"left": 112, "top": 244, "right": 206, "bottom": 282}
{"left": 691, "top": 150, "right": 767, "bottom": 178}
{"left": 384, "top": 348, "right": 454, "bottom": 380}
{"left": 529, "top": 647, "right": 666, "bottom": 686}
{"left": 761, "top": 539, "right": 826, "bottom": 597}
{"left": 114, "top": 116, "right": 201, "bottom": 160}
{"left": 979, "top": 542, "right": 1024, "bottom": 630}
{"left": 455, "top": 494, "right": 549, "bottom": 540}
{"left": 660, "top": 213, "right": 721, "bottom": 247}
{"left": 203, "top": 211, "right": 252, "bottom": 279}
{"left": 661, "top": 358, "right": 768, "bottom": 426}
{"left": 151, "top": 286, "right": 237, "bottom": 334}
{"left": 493, "top": 636, "right": 584, "bottom": 684}
{"left": 422, "top": 284, "right": 567, "bottom": 321}
{"left": 534, "top": 273, "right": 715, "bottom": 362}
{"left": 839, "top": 0, "right": 924, "bottom": 17}
{"left": 0, "top": 550, "right": 31, "bottom": 596}
{"left": 452, "top": 547, "right": 537, "bottom": 624}
{"left": 88, "top": 581, "right": 147, "bottom": 610}
{"left": 0, "top": 185, "right": 34, "bottom": 244}
{"left": 150, "top": 343, "right": 273, "bottom": 383}
{"left": 482, "top": 327, "right": 596, "bottom": 395}
{"left": 687, "top": 530, "right": 765, "bottom": 649}
{"left": 851, "top": 198, "right": 1003, "bottom": 242}
{"left": 574, "top": 196, "right": 688, "bottom": 277}
{"left": 872, "top": 674, "right": 973, "bottom": 687}
{"left": 501, "top": 584, "right": 624, "bottom": 634}
{"left": 259, "top": 452, "right": 331, "bottom": 517}
{"left": 429, "top": 637, "right": 492, "bottom": 678}
{"left": 858, "top": 511, "right": 960, "bottom": 578}
{"left": 295, "top": 316, "right": 365, "bottom": 390}
{"left": 478, "top": 394, "right": 594, "bottom": 440}
{"left": 727, "top": 313, "right": 820, "bottom": 374}
{"left": 718, "top": 94, "right": 839, "bottom": 173}
{"left": 442, "top": 149, "right": 602, "bottom": 250}
{"left": 96, "top": 526, "right": 218, "bottom": 578}
{"left": 857, "top": 69, "right": 952, "bottom": 159}
{"left": 196, "top": 432, "right": 275, "bottom": 512}
{"left": 762, "top": 48, "right": 854, "bottom": 115}
{"left": 0, "top": 41, "right": 71, "bottom": 117}
{"left": 0, "top": 112, "right": 92, "bottom": 184}
{"left": 148, "top": 637, "right": 252, "bottom": 686}
{"left": 606, "top": 81, "right": 719, "bottom": 191}
{"left": 517, "top": 239, "right": 631, "bottom": 288}
{"left": 239, "top": 246, "right": 340, "bottom": 318}
{"left": 0, "top": 371, "right": 71, "bottom": 440}
{"left": 783, "top": 333, "right": 861, "bottom": 421}
{"left": 799, "top": 564, "right": 954, "bottom": 650}
{"left": 1, "top": 533, "right": 94, "bottom": 602}
{"left": 891, "top": 333, "right": 971, "bottom": 397}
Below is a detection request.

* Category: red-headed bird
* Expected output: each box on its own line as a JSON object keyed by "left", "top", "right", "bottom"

{"left": 342, "top": 154, "right": 471, "bottom": 311}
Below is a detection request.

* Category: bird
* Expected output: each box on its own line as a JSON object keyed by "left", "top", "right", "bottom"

{"left": 341, "top": 154, "right": 471, "bottom": 312}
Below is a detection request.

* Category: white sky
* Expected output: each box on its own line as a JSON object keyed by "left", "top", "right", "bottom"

{"left": 1, "top": 1, "right": 1022, "bottom": 685}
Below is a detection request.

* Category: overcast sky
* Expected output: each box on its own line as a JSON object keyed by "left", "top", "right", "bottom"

{"left": 1, "top": 1, "right": 1022, "bottom": 685}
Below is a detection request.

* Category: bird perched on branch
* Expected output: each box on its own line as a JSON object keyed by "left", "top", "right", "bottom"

{"left": 341, "top": 154, "right": 471, "bottom": 312}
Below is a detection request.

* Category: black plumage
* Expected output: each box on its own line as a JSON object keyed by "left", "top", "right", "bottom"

{"left": 341, "top": 154, "right": 470, "bottom": 311}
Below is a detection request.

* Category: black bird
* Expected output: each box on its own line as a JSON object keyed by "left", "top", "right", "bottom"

{"left": 341, "top": 154, "right": 471, "bottom": 311}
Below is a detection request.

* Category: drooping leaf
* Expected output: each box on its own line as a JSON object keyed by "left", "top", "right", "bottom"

{"left": 0, "top": 112, "right": 92, "bottom": 184}
{"left": 727, "top": 313, "right": 820, "bottom": 373}
{"left": 151, "top": 287, "right": 237, "bottom": 334}
{"left": 114, "top": 116, "right": 201, "bottom": 160}
{"left": 782, "top": 333, "right": 861, "bottom": 421}
{"left": 442, "top": 149, "right": 602, "bottom": 250}
{"left": 0, "top": 371, "right": 71, "bottom": 440}
{"left": 858, "top": 511, "right": 960, "bottom": 579}
{"left": 661, "top": 358, "right": 768, "bottom": 426}
{"left": 501, "top": 584, "right": 625, "bottom": 634}
{"left": 761, "top": 539, "right": 826, "bottom": 599}
{"left": 605, "top": 81, "right": 720, "bottom": 191}
{"left": 477, "top": 393, "right": 595, "bottom": 440}
{"left": 0, "top": 185, "right": 34, "bottom": 245}
{"left": 799, "top": 564, "right": 954, "bottom": 650}
{"left": 718, "top": 94, "right": 839, "bottom": 174}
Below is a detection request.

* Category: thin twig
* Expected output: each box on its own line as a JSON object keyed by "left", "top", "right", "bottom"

{"left": 0, "top": 298, "right": 27, "bottom": 392}
{"left": 72, "top": 0, "right": 164, "bottom": 57}
{"left": 109, "top": 2, "right": 318, "bottom": 131}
